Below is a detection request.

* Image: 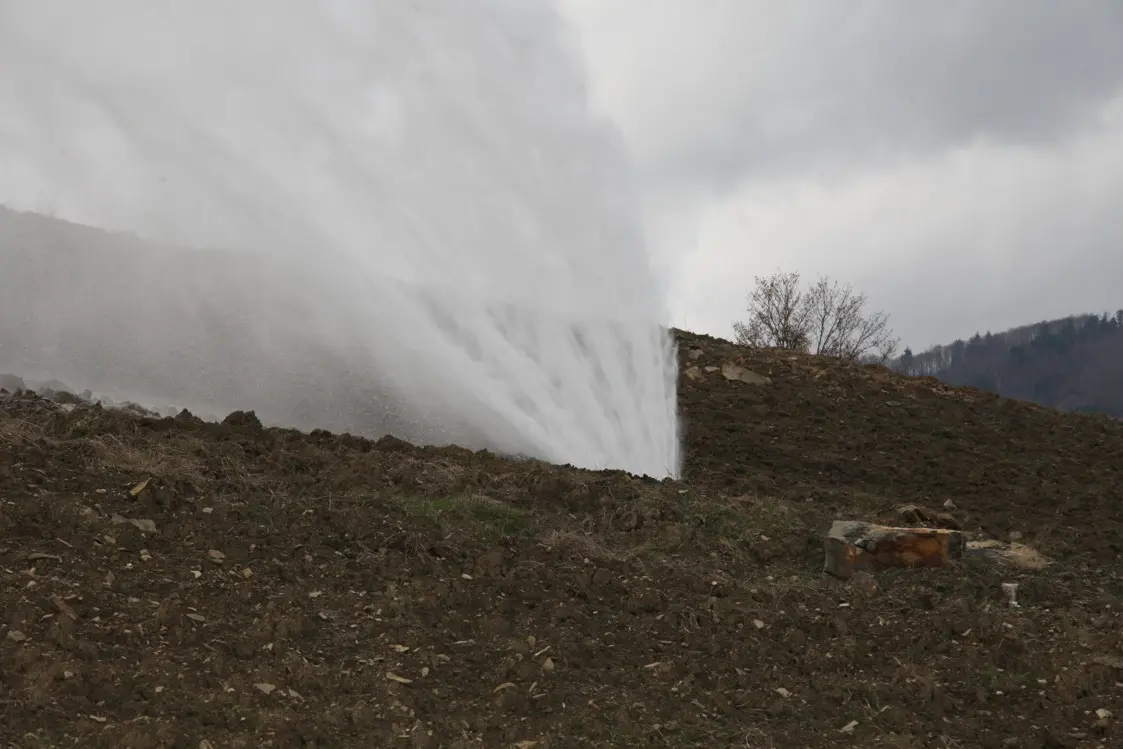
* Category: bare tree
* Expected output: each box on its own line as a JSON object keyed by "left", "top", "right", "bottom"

{"left": 731, "top": 271, "right": 812, "bottom": 352}
{"left": 732, "top": 271, "right": 899, "bottom": 364}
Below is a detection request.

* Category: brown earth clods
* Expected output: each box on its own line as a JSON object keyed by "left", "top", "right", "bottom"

{"left": 3, "top": 330, "right": 1123, "bottom": 748}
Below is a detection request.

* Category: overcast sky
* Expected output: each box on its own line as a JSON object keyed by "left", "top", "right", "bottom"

{"left": 558, "top": 0, "right": 1123, "bottom": 351}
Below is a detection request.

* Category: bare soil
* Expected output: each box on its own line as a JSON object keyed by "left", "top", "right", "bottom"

{"left": 2, "top": 330, "right": 1122, "bottom": 748}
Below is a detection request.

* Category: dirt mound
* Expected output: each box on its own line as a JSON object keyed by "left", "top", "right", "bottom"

{"left": 2, "top": 333, "right": 1123, "bottom": 748}
{"left": 677, "top": 329, "right": 1123, "bottom": 563}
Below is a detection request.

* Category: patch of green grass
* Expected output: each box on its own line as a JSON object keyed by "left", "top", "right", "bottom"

{"left": 397, "top": 492, "right": 534, "bottom": 539}
{"left": 468, "top": 501, "right": 531, "bottom": 537}
{"left": 680, "top": 493, "right": 805, "bottom": 542}
{"left": 400, "top": 494, "right": 462, "bottom": 519}
{"left": 690, "top": 503, "right": 751, "bottom": 539}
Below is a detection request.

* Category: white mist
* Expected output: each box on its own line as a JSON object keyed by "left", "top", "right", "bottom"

{"left": 0, "top": 1, "right": 680, "bottom": 478}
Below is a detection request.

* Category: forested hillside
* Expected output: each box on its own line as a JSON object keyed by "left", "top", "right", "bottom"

{"left": 893, "top": 312, "right": 1123, "bottom": 416}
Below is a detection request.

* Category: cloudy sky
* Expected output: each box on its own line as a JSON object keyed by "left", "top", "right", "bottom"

{"left": 558, "top": 0, "right": 1123, "bottom": 351}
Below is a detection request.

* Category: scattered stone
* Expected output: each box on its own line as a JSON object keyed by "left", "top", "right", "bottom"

{"left": 966, "top": 540, "right": 1051, "bottom": 570}
{"left": 688, "top": 348, "right": 704, "bottom": 361}
{"left": 50, "top": 595, "right": 78, "bottom": 620}
{"left": 1090, "top": 654, "right": 1123, "bottom": 669}
{"left": 684, "top": 366, "right": 705, "bottom": 382}
{"left": 207, "top": 550, "right": 226, "bottom": 564}
{"left": 896, "top": 503, "right": 961, "bottom": 530}
{"left": 721, "top": 362, "right": 771, "bottom": 386}
{"left": 846, "top": 570, "right": 879, "bottom": 599}
{"left": 129, "top": 478, "right": 150, "bottom": 498}
{"left": 6, "top": 630, "right": 27, "bottom": 642}
{"left": 254, "top": 683, "right": 276, "bottom": 695}
{"left": 111, "top": 514, "right": 157, "bottom": 533}
{"left": 1001, "top": 582, "right": 1020, "bottom": 608}
{"left": 824, "top": 520, "right": 965, "bottom": 579}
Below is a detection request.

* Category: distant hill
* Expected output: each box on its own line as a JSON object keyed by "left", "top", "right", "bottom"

{"left": 891, "top": 311, "right": 1123, "bottom": 416}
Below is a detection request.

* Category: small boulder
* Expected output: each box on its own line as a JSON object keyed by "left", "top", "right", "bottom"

{"left": 846, "top": 570, "right": 879, "bottom": 599}
{"left": 721, "top": 362, "right": 771, "bottom": 386}
{"left": 824, "top": 520, "right": 965, "bottom": 579}
{"left": 966, "top": 540, "right": 1050, "bottom": 570}
{"left": 896, "top": 503, "right": 961, "bottom": 530}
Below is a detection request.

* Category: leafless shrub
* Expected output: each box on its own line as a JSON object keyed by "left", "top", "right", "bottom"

{"left": 733, "top": 271, "right": 899, "bottom": 364}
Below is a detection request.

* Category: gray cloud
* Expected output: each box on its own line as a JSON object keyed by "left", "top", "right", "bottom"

{"left": 3, "top": 0, "right": 1121, "bottom": 359}
{"left": 565, "top": 1, "right": 1123, "bottom": 188}
{"left": 560, "top": 0, "right": 1123, "bottom": 349}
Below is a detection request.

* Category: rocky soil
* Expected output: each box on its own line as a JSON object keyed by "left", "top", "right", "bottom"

{"left": 2, "top": 330, "right": 1122, "bottom": 748}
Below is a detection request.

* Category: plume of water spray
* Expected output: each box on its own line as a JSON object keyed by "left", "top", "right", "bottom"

{"left": 0, "top": 0, "right": 681, "bottom": 478}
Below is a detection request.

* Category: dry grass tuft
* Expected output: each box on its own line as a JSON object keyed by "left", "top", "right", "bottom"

{"left": 538, "top": 528, "right": 642, "bottom": 563}
{"left": 86, "top": 433, "right": 214, "bottom": 488}
{"left": 0, "top": 416, "right": 45, "bottom": 447}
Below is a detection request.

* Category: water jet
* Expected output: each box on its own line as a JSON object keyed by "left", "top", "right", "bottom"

{"left": 0, "top": 0, "right": 680, "bottom": 478}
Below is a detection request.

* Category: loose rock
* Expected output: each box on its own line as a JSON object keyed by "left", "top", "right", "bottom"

{"left": 824, "top": 520, "right": 964, "bottom": 578}
{"left": 721, "top": 362, "right": 771, "bottom": 386}
{"left": 966, "top": 540, "right": 1051, "bottom": 570}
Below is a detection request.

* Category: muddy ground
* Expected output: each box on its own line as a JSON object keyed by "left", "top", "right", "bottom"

{"left": 2, "top": 330, "right": 1122, "bottom": 748}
